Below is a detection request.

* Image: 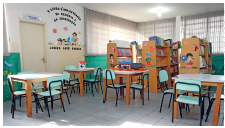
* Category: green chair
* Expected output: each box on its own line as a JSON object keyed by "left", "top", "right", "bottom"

{"left": 159, "top": 70, "right": 186, "bottom": 113}
{"left": 7, "top": 77, "right": 43, "bottom": 118}
{"left": 172, "top": 79, "right": 204, "bottom": 126}
{"left": 84, "top": 67, "right": 103, "bottom": 96}
{"left": 18, "top": 71, "right": 44, "bottom": 106}
{"left": 130, "top": 72, "right": 149, "bottom": 105}
{"left": 103, "top": 69, "right": 126, "bottom": 107}
{"left": 64, "top": 65, "right": 80, "bottom": 96}
{"left": 36, "top": 76, "right": 65, "bottom": 117}
{"left": 205, "top": 85, "right": 224, "bottom": 122}
{"left": 49, "top": 71, "right": 71, "bottom": 105}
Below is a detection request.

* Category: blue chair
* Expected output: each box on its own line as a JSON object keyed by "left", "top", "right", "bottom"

{"left": 7, "top": 77, "right": 43, "bottom": 118}
{"left": 84, "top": 67, "right": 103, "bottom": 96}
{"left": 159, "top": 70, "right": 186, "bottom": 113}
{"left": 103, "top": 69, "right": 126, "bottom": 107}
{"left": 37, "top": 76, "right": 65, "bottom": 117}
{"left": 64, "top": 65, "right": 80, "bottom": 96}
{"left": 172, "top": 79, "right": 204, "bottom": 126}
{"left": 130, "top": 72, "right": 149, "bottom": 105}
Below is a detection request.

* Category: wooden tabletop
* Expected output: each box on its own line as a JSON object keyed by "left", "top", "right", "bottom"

{"left": 172, "top": 74, "right": 224, "bottom": 83}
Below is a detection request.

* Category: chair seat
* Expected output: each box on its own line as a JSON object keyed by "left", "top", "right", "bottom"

{"left": 14, "top": 91, "right": 26, "bottom": 95}
{"left": 107, "top": 84, "right": 125, "bottom": 88}
{"left": 84, "top": 79, "right": 100, "bottom": 82}
{"left": 49, "top": 86, "right": 67, "bottom": 90}
{"left": 164, "top": 89, "right": 186, "bottom": 95}
{"left": 176, "top": 95, "right": 203, "bottom": 105}
{"left": 70, "top": 78, "right": 79, "bottom": 81}
{"left": 130, "top": 84, "right": 147, "bottom": 89}
{"left": 21, "top": 86, "right": 44, "bottom": 90}
{"left": 65, "top": 81, "right": 80, "bottom": 85}
{"left": 20, "top": 90, "right": 36, "bottom": 93}
{"left": 188, "top": 90, "right": 208, "bottom": 95}
{"left": 37, "top": 90, "right": 61, "bottom": 96}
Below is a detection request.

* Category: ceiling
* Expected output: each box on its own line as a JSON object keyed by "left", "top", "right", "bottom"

{"left": 75, "top": 3, "right": 224, "bottom": 22}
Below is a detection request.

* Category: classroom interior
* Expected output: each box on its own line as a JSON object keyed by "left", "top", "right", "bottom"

{"left": 2, "top": 3, "right": 224, "bottom": 126}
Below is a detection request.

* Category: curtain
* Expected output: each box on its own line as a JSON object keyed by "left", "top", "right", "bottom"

{"left": 85, "top": 8, "right": 137, "bottom": 56}
{"left": 183, "top": 10, "right": 224, "bottom": 54}
{"left": 3, "top": 4, "right": 9, "bottom": 56}
{"left": 137, "top": 18, "right": 176, "bottom": 45}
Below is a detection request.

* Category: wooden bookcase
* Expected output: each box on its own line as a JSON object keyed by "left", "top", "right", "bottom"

{"left": 142, "top": 41, "right": 171, "bottom": 93}
{"left": 180, "top": 38, "right": 210, "bottom": 74}
{"left": 170, "top": 47, "right": 179, "bottom": 77}
{"left": 208, "top": 44, "right": 213, "bottom": 73}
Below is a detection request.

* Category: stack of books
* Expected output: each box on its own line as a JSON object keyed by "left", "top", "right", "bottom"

{"left": 170, "top": 50, "right": 177, "bottom": 57}
{"left": 149, "top": 36, "right": 165, "bottom": 46}
{"left": 117, "top": 48, "right": 132, "bottom": 56}
{"left": 136, "top": 50, "right": 142, "bottom": 56}
{"left": 199, "top": 46, "right": 205, "bottom": 55}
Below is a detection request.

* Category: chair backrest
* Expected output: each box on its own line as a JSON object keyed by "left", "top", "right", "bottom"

{"left": 159, "top": 70, "right": 168, "bottom": 83}
{"left": 64, "top": 65, "right": 76, "bottom": 69}
{"left": 18, "top": 71, "right": 35, "bottom": 75}
{"left": 175, "top": 79, "right": 201, "bottom": 92}
{"left": 7, "top": 77, "right": 14, "bottom": 95}
{"left": 143, "top": 72, "right": 149, "bottom": 80}
{"left": 94, "top": 66, "right": 103, "bottom": 76}
{"left": 62, "top": 71, "right": 70, "bottom": 81}
{"left": 103, "top": 69, "right": 115, "bottom": 80}
{"left": 47, "top": 76, "right": 64, "bottom": 88}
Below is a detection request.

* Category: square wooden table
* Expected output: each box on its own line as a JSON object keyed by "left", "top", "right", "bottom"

{"left": 172, "top": 74, "right": 224, "bottom": 126}
{"left": 8, "top": 72, "right": 63, "bottom": 117}
{"left": 103, "top": 70, "right": 149, "bottom": 105}
{"left": 64, "top": 68, "right": 96, "bottom": 96}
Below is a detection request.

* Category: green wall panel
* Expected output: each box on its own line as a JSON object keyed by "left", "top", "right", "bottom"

{"left": 3, "top": 53, "right": 22, "bottom": 101}
{"left": 85, "top": 56, "right": 107, "bottom": 81}
{"left": 212, "top": 55, "right": 224, "bottom": 75}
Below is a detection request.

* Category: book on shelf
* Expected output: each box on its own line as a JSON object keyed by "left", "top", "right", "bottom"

{"left": 149, "top": 36, "right": 165, "bottom": 46}
{"left": 164, "top": 39, "right": 173, "bottom": 48}
{"left": 117, "top": 57, "right": 132, "bottom": 64}
{"left": 208, "top": 45, "right": 212, "bottom": 55}
{"left": 136, "top": 50, "right": 142, "bottom": 56}
{"left": 170, "top": 58, "right": 178, "bottom": 64}
{"left": 199, "top": 46, "right": 205, "bottom": 55}
{"left": 156, "top": 49, "right": 165, "bottom": 56}
{"left": 123, "top": 49, "right": 126, "bottom": 56}
{"left": 199, "top": 56, "right": 207, "bottom": 67}
{"left": 170, "top": 65, "right": 178, "bottom": 73}
{"left": 117, "top": 48, "right": 132, "bottom": 56}
{"left": 170, "top": 50, "right": 177, "bottom": 57}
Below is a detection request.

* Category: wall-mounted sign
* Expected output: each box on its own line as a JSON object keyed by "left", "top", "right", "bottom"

{"left": 23, "top": 14, "right": 41, "bottom": 21}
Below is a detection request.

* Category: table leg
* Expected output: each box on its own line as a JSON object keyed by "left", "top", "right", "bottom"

{"left": 60, "top": 84, "right": 64, "bottom": 108}
{"left": 43, "top": 81, "right": 47, "bottom": 103}
{"left": 126, "top": 76, "right": 131, "bottom": 105}
{"left": 83, "top": 74, "right": 85, "bottom": 90}
{"left": 97, "top": 75, "right": 100, "bottom": 92}
{"left": 212, "top": 83, "right": 222, "bottom": 126}
{"left": 103, "top": 78, "right": 107, "bottom": 101}
{"left": 140, "top": 74, "right": 143, "bottom": 99}
{"left": 119, "top": 77, "right": 123, "bottom": 96}
{"left": 80, "top": 72, "right": 84, "bottom": 96}
{"left": 173, "top": 79, "right": 178, "bottom": 119}
{"left": 25, "top": 80, "right": 32, "bottom": 117}
{"left": 11, "top": 80, "right": 16, "bottom": 110}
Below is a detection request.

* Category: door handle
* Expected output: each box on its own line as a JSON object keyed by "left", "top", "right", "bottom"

{"left": 41, "top": 57, "right": 45, "bottom": 63}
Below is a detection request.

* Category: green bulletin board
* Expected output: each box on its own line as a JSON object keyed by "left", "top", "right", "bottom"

{"left": 3, "top": 53, "right": 21, "bottom": 101}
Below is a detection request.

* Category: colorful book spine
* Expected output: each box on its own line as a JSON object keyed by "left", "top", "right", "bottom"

{"left": 123, "top": 49, "right": 126, "bottom": 56}
{"left": 120, "top": 49, "right": 124, "bottom": 56}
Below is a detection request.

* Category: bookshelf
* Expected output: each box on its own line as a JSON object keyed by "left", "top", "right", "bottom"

{"left": 169, "top": 47, "right": 179, "bottom": 77}
{"left": 179, "top": 38, "right": 210, "bottom": 74}
{"left": 142, "top": 40, "right": 171, "bottom": 93}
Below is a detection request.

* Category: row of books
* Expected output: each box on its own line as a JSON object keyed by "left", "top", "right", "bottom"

{"left": 170, "top": 50, "right": 177, "bottom": 57}
{"left": 117, "top": 48, "right": 132, "bottom": 56}
{"left": 117, "top": 58, "right": 132, "bottom": 64}
{"left": 149, "top": 36, "right": 166, "bottom": 46}
{"left": 137, "top": 50, "right": 142, "bottom": 56}
{"left": 170, "top": 58, "right": 178, "bottom": 64}
{"left": 165, "top": 39, "right": 173, "bottom": 48}
{"left": 170, "top": 65, "right": 178, "bottom": 73}
{"left": 199, "top": 38, "right": 208, "bottom": 45}
{"left": 199, "top": 46, "right": 205, "bottom": 55}
{"left": 199, "top": 56, "right": 207, "bottom": 68}
{"left": 137, "top": 58, "right": 142, "bottom": 63}
{"left": 156, "top": 49, "right": 166, "bottom": 56}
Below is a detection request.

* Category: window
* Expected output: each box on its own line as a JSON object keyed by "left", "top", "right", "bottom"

{"left": 183, "top": 11, "right": 224, "bottom": 54}
{"left": 3, "top": 4, "right": 9, "bottom": 56}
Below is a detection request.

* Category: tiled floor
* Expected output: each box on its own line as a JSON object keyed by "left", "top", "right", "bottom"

{"left": 3, "top": 88, "right": 224, "bottom": 126}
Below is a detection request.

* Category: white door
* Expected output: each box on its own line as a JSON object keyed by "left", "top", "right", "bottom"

{"left": 19, "top": 21, "right": 46, "bottom": 73}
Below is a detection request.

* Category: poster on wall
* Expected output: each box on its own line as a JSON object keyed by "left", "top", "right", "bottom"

{"left": 47, "top": 7, "right": 84, "bottom": 48}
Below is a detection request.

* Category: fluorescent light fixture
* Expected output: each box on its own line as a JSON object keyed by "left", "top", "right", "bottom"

{"left": 158, "top": 10, "right": 161, "bottom": 17}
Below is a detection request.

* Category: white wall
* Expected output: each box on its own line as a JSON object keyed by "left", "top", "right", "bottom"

{"left": 5, "top": 3, "right": 85, "bottom": 73}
